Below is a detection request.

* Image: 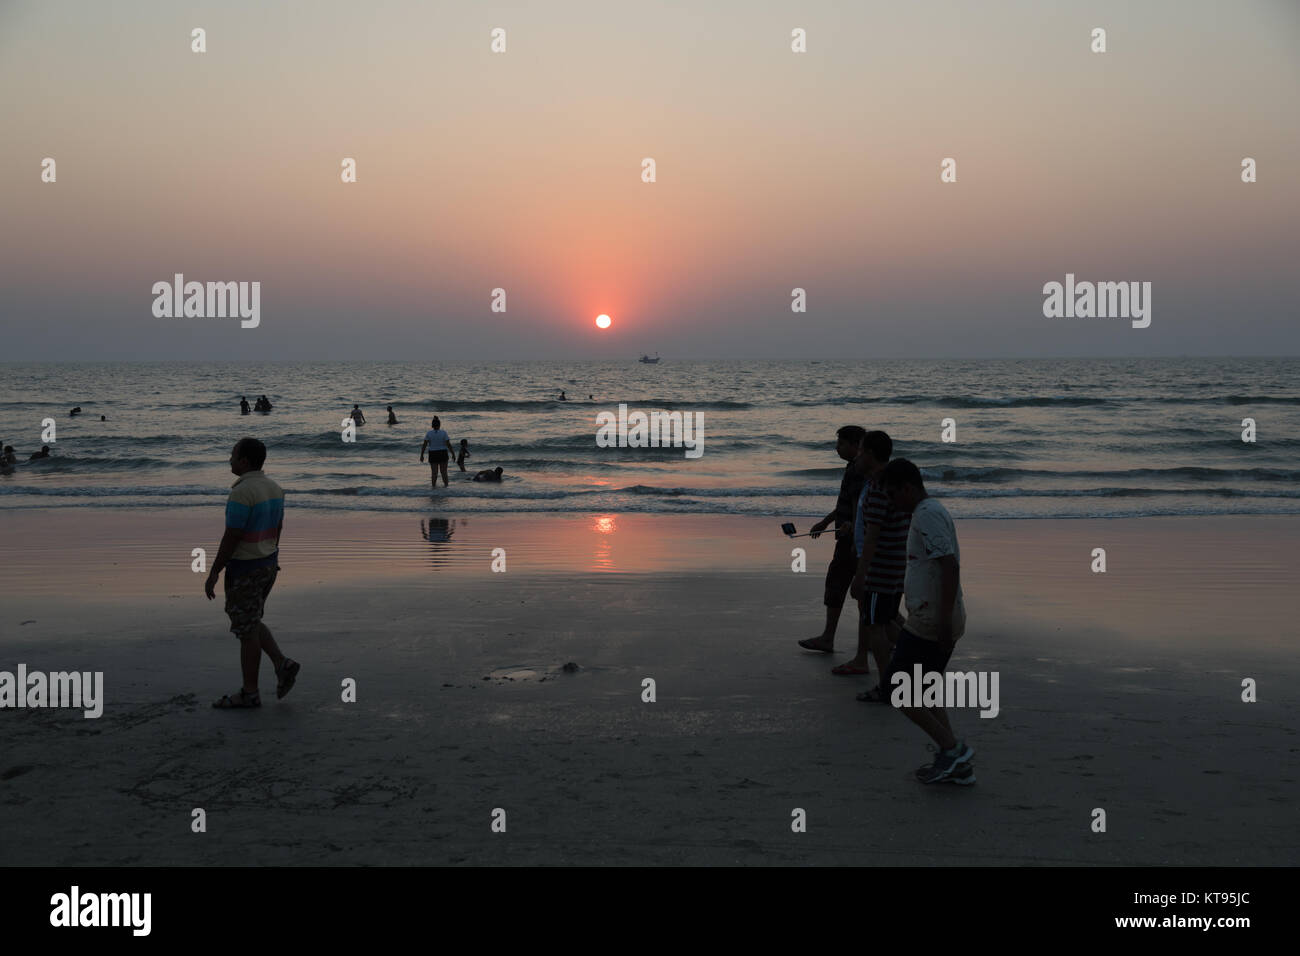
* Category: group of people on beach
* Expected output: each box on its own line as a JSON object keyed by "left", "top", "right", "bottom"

{"left": 796, "top": 425, "right": 974, "bottom": 786}
{"left": 196, "top": 417, "right": 968, "bottom": 794}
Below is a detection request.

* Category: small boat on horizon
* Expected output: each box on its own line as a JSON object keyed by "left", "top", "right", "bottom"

{"left": 638, "top": 353, "right": 661, "bottom": 364}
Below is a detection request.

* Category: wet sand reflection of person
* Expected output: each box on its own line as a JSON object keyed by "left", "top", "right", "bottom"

{"left": 420, "top": 517, "right": 457, "bottom": 570}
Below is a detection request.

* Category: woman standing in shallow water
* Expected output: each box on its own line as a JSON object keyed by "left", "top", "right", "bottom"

{"left": 419, "top": 416, "right": 455, "bottom": 488}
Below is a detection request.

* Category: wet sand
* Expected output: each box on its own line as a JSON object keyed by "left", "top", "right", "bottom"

{"left": 0, "top": 511, "right": 1296, "bottom": 865}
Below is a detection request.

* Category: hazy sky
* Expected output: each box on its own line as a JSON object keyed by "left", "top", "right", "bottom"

{"left": 2, "top": 0, "right": 1298, "bottom": 360}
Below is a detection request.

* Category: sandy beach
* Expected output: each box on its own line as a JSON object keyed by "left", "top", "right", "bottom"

{"left": 1, "top": 510, "right": 1295, "bottom": 866}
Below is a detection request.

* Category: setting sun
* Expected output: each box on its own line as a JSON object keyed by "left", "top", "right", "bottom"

{"left": 595, "top": 314, "right": 612, "bottom": 329}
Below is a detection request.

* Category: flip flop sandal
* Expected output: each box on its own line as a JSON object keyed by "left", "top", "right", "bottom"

{"left": 276, "top": 659, "right": 300, "bottom": 700}
{"left": 213, "top": 688, "right": 261, "bottom": 709}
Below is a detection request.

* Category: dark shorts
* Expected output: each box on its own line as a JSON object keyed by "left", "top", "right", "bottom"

{"left": 224, "top": 566, "right": 278, "bottom": 641}
{"left": 430, "top": 450, "right": 449, "bottom": 464}
{"left": 885, "top": 629, "right": 954, "bottom": 694}
{"left": 823, "top": 537, "right": 857, "bottom": 609}
{"left": 859, "top": 590, "right": 902, "bottom": 626}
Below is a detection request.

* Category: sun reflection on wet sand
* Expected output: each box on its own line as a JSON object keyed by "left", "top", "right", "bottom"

{"left": 591, "top": 514, "right": 618, "bottom": 572}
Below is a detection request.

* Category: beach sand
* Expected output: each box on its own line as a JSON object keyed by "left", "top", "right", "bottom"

{"left": 0, "top": 511, "right": 1296, "bottom": 865}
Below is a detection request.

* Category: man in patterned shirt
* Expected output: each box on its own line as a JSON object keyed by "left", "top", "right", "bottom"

{"left": 204, "top": 438, "right": 300, "bottom": 708}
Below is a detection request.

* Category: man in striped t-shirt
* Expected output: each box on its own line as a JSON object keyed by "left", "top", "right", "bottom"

{"left": 203, "top": 438, "right": 300, "bottom": 709}
{"left": 837, "top": 431, "right": 910, "bottom": 698}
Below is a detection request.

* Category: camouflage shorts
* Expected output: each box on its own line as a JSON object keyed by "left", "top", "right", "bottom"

{"left": 224, "top": 566, "right": 278, "bottom": 640}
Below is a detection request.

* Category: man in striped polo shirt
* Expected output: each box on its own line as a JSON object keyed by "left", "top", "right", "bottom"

{"left": 840, "top": 430, "right": 910, "bottom": 698}
{"left": 204, "top": 437, "right": 300, "bottom": 708}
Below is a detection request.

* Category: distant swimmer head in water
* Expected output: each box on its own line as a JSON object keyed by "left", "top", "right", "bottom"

{"left": 100, "top": 415, "right": 106, "bottom": 421}
{"left": 559, "top": 391, "right": 567, "bottom": 401}
{"left": 29, "top": 445, "right": 51, "bottom": 460}
{"left": 69, "top": 407, "right": 81, "bottom": 416}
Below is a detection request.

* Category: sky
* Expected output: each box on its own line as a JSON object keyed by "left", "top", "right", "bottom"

{"left": 1, "top": 0, "right": 1298, "bottom": 360}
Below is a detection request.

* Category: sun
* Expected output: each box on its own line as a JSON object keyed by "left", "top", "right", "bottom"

{"left": 595, "top": 314, "right": 612, "bottom": 329}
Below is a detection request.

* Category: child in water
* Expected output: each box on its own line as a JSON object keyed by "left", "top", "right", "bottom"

{"left": 456, "top": 439, "right": 471, "bottom": 471}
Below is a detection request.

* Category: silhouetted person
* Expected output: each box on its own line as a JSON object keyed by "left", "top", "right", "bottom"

{"left": 880, "top": 458, "right": 973, "bottom": 784}
{"left": 797, "top": 425, "right": 869, "bottom": 654}
{"left": 28, "top": 445, "right": 50, "bottom": 461}
{"left": 240, "top": 396, "right": 251, "bottom": 415}
{"left": 473, "top": 466, "right": 504, "bottom": 482}
{"left": 559, "top": 390, "right": 567, "bottom": 401}
{"left": 205, "top": 437, "right": 299, "bottom": 709}
{"left": 100, "top": 415, "right": 106, "bottom": 421}
{"left": 350, "top": 404, "right": 366, "bottom": 425}
{"left": 2, "top": 446, "right": 16, "bottom": 465}
{"left": 69, "top": 407, "right": 81, "bottom": 417}
{"left": 420, "top": 416, "right": 455, "bottom": 488}
{"left": 456, "top": 439, "right": 470, "bottom": 471}
{"left": 386, "top": 405, "right": 398, "bottom": 425}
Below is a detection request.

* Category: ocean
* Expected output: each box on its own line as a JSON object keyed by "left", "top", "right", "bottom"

{"left": 1, "top": 358, "right": 1297, "bottom": 519}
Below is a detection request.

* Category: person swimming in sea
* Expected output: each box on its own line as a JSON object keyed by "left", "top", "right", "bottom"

{"left": 2, "top": 446, "right": 17, "bottom": 465}
{"left": 350, "top": 404, "right": 366, "bottom": 426}
{"left": 456, "top": 439, "right": 470, "bottom": 471}
{"left": 28, "top": 445, "right": 51, "bottom": 461}
{"left": 240, "top": 396, "right": 251, "bottom": 415}
{"left": 386, "top": 405, "right": 398, "bottom": 425}
{"left": 559, "top": 390, "right": 567, "bottom": 401}
{"left": 472, "top": 466, "right": 504, "bottom": 482}
{"left": 69, "top": 406, "right": 81, "bottom": 417}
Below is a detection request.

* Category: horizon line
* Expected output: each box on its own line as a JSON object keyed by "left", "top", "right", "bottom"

{"left": 3, "top": 355, "right": 1299, "bottom": 365}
